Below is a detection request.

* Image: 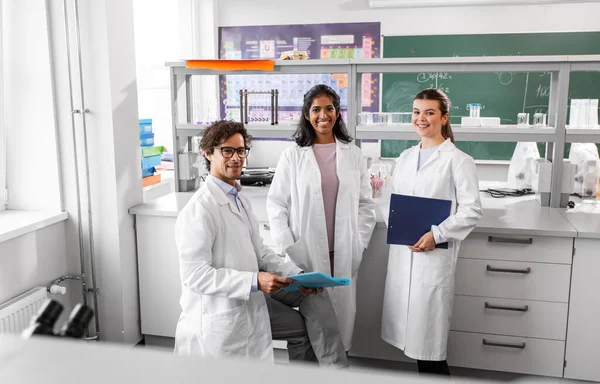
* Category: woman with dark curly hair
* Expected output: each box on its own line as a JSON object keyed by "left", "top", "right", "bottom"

{"left": 267, "top": 84, "right": 377, "bottom": 352}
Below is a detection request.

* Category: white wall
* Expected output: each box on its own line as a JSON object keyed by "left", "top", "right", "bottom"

{"left": 218, "top": 0, "right": 600, "bottom": 35}
{"left": 0, "top": 222, "right": 80, "bottom": 328}
{"left": 75, "top": 0, "right": 143, "bottom": 344}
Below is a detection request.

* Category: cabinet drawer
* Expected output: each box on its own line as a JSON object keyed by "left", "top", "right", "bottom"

{"left": 454, "top": 258, "right": 571, "bottom": 302}
{"left": 460, "top": 233, "right": 573, "bottom": 264}
{"left": 451, "top": 295, "right": 568, "bottom": 340}
{"left": 447, "top": 331, "right": 565, "bottom": 377}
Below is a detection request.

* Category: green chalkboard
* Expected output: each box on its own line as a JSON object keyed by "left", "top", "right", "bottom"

{"left": 381, "top": 32, "right": 600, "bottom": 160}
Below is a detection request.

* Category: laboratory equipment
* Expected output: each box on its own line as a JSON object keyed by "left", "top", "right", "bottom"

{"left": 531, "top": 158, "right": 552, "bottom": 206}
{"left": 507, "top": 142, "right": 540, "bottom": 189}
{"left": 22, "top": 300, "right": 63, "bottom": 338}
{"left": 239, "top": 89, "right": 279, "bottom": 125}
{"left": 533, "top": 113, "right": 547, "bottom": 127}
{"left": 580, "top": 160, "right": 599, "bottom": 204}
{"left": 517, "top": 113, "right": 530, "bottom": 127}
{"left": 561, "top": 160, "right": 577, "bottom": 207}
{"left": 569, "top": 143, "right": 600, "bottom": 196}
{"left": 59, "top": 304, "right": 95, "bottom": 339}
{"left": 589, "top": 99, "right": 599, "bottom": 128}
{"left": 467, "top": 103, "right": 482, "bottom": 118}
{"left": 178, "top": 152, "right": 200, "bottom": 191}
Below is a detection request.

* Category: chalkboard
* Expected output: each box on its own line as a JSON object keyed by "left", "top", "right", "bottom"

{"left": 381, "top": 32, "right": 600, "bottom": 160}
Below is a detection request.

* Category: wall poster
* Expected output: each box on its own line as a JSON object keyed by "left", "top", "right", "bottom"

{"left": 218, "top": 22, "right": 381, "bottom": 124}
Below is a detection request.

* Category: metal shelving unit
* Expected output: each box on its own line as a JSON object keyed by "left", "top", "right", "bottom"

{"left": 167, "top": 55, "right": 600, "bottom": 206}
{"left": 168, "top": 60, "right": 353, "bottom": 191}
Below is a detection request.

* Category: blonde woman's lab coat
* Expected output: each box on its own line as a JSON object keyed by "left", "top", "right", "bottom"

{"left": 266, "top": 140, "right": 377, "bottom": 350}
{"left": 174, "top": 177, "right": 302, "bottom": 361}
{"left": 379, "top": 139, "right": 482, "bottom": 360}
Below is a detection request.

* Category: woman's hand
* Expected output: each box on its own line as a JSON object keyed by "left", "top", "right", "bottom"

{"left": 409, "top": 231, "right": 436, "bottom": 252}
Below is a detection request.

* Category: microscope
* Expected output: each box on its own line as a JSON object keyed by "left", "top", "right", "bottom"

{"left": 22, "top": 299, "right": 94, "bottom": 339}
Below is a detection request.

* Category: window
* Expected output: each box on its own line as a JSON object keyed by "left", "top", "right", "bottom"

{"left": 0, "top": 0, "right": 6, "bottom": 211}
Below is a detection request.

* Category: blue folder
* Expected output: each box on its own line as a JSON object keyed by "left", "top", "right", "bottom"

{"left": 386, "top": 193, "right": 451, "bottom": 249}
{"left": 283, "top": 272, "right": 350, "bottom": 291}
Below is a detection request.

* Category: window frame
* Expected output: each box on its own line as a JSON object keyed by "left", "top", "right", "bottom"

{"left": 0, "top": 0, "right": 6, "bottom": 211}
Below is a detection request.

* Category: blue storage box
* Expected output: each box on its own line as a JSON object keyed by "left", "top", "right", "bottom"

{"left": 140, "top": 132, "right": 154, "bottom": 147}
{"left": 139, "top": 119, "right": 152, "bottom": 133}
{"left": 142, "top": 167, "right": 155, "bottom": 178}
{"left": 141, "top": 155, "right": 161, "bottom": 169}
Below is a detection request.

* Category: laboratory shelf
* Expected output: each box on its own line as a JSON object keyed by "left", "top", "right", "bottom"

{"left": 176, "top": 122, "right": 296, "bottom": 139}
{"left": 356, "top": 125, "right": 557, "bottom": 142}
{"left": 168, "top": 55, "right": 600, "bottom": 205}
{"left": 565, "top": 128, "right": 600, "bottom": 143}
{"left": 166, "top": 59, "right": 352, "bottom": 76}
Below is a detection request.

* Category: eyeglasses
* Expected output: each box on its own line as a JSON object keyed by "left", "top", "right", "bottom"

{"left": 215, "top": 146, "right": 250, "bottom": 158}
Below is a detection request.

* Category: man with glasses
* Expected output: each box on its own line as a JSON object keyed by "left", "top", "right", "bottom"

{"left": 174, "top": 120, "right": 347, "bottom": 367}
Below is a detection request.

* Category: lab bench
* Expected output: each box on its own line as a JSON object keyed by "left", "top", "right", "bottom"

{"left": 129, "top": 189, "right": 600, "bottom": 380}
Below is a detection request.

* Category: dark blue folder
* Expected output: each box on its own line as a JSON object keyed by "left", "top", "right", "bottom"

{"left": 386, "top": 193, "right": 451, "bottom": 249}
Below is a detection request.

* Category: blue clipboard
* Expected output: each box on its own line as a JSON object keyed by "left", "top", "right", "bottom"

{"left": 283, "top": 272, "right": 350, "bottom": 291}
{"left": 386, "top": 193, "right": 451, "bottom": 249}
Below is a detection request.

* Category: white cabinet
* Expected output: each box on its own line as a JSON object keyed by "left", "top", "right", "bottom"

{"left": 564, "top": 238, "right": 600, "bottom": 382}
{"left": 135, "top": 214, "right": 181, "bottom": 338}
{"left": 448, "top": 232, "right": 573, "bottom": 377}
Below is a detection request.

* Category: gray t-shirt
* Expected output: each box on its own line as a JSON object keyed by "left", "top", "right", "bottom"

{"left": 418, "top": 144, "right": 441, "bottom": 171}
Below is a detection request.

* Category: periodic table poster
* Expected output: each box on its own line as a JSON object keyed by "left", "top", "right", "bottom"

{"left": 218, "top": 22, "right": 381, "bottom": 122}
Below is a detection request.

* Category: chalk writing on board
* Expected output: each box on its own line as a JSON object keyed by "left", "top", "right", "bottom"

{"left": 536, "top": 84, "right": 550, "bottom": 98}
{"left": 383, "top": 81, "right": 422, "bottom": 112}
{"left": 496, "top": 72, "right": 514, "bottom": 86}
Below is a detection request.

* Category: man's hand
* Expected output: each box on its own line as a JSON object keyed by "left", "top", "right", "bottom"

{"left": 257, "top": 272, "right": 293, "bottom": 293}
{"left": 299, "top": 286, "right": 323, "bottom": 296}
{"left": 409, "top": 231, "right": 436, "bottom": 253}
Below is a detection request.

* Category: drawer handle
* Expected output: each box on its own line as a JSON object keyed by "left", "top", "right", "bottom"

{"left": 486, "top": 265, "right": 531, "bottom": 274}
{"left": 485, "top": 302, "right": 529, "bottom": 312}
{"left": 482, "top": 338, "right": 526, "bottom": 349}
{"left": 488, "top": 236, "right": 533, "bottom": 245}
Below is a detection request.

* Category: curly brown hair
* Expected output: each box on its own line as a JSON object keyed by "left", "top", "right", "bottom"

{"left": 199, "top": 120, "right": 253, "bottom": 171}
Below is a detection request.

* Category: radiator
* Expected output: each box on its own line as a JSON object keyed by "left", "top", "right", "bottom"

{"left": 0, "top": 287, "right": 48, "bottom": 334}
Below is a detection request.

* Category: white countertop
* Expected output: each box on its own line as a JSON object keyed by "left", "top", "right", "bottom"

{"left": 559, "top": 198, "right": 600, "bottom": 239}
{"left": 129, "top": 185, "right": 591, "bottom": 238}
{"left": 0, "top": 335, "right": 422, "bottom": 384}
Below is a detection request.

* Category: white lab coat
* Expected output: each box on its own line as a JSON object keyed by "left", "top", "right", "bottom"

{"left": 174, "top": 177, "right": 302, "bottom": 361}
{"left": 379, "top": 139, "right": 482, "bottom": 360}
{"left": 266, "top": 140, "right": 377, "bottom": 350}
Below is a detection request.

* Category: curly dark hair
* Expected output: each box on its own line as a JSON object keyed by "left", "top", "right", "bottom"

{"left": 199, "top": 120, "right": 253, "bottom": 171}
{"left": 293, "top": 84, "right": 353, "bottom": 147}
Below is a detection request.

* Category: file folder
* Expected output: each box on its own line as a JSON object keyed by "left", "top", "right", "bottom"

{"left": 283, "top": 272, "right": 350, "bottom": 291}
{"left": 386, "top": 193, "right": 451, "bottom": 249}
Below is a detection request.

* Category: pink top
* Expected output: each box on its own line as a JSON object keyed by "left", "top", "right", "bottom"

{"left": 313, "top": 143, "right": 339, "bottom": 252}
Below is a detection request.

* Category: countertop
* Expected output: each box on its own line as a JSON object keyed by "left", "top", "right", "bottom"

{"left": 130, "top": 185, "right": 600, "bottom": 239}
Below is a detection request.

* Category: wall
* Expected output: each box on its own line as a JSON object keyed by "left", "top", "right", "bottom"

{"left": 0, "top": 222, "right": 79, "bottom": 327}
{"left": 218, "top": 0, "right": 600, "bottom": 35}
{"left": 75, "top": 0, "right": 143, "bottom": 344}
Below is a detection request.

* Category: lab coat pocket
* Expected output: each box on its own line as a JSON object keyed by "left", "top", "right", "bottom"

{"left": 202, "top": 304, "right": 248, "bottom": 357}
{"left": 414, "top": 248, "right": 455, "bottom": 288}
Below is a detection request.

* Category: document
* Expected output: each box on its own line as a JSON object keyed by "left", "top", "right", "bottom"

{"left": 386, "top": 193, "right": 451, "bottom": 249}
{"left": 283, "top": 272, "right": 350, "bottom": 291}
